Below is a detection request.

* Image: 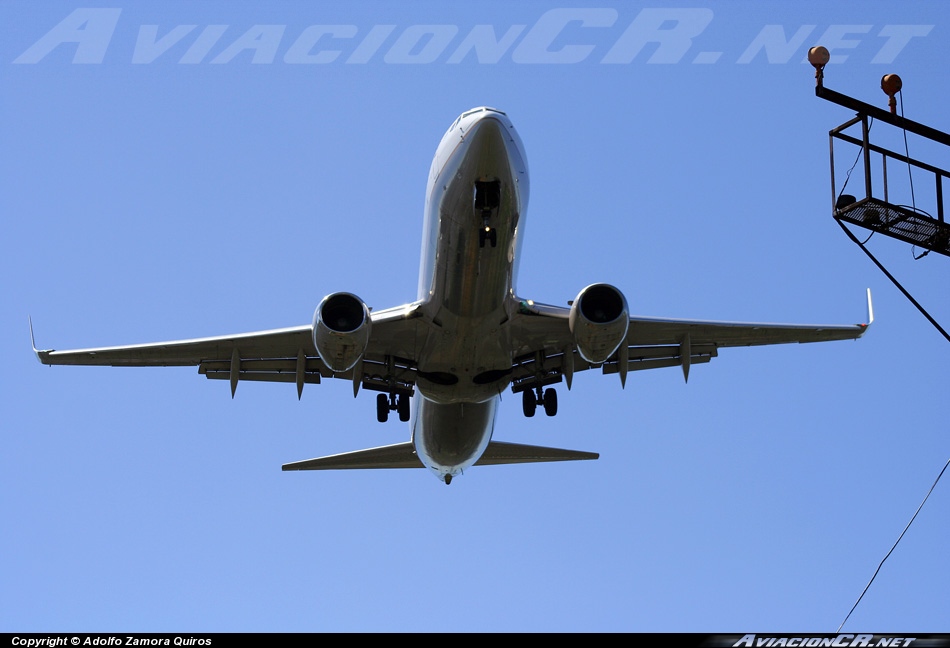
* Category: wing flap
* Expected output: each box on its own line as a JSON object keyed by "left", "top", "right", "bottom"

{"left": 603, "top": 352, "right": 715, "bottom": 375}
{"left": 202, "top": 371, "right": 323, "bottom": 385}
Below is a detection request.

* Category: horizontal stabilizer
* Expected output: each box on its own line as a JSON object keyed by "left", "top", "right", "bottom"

{"left": 474, "top": 441, "right": 598, "bottom": 465}
{"left": 282, "top": 442, "right": 423, "bottom": 471}
{"left": 281, "top": 440, "right": 598, "bottom": 471}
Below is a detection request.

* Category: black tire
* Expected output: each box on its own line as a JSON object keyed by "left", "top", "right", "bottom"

{"left": 397, "top": 394, "right": 411, "bottom": 422}
{"left": 489, "top": 229, "right": 497, "bottom": 248}
{"left": 543, "top": 388, "right": 558, "bottom": 417}
{"left": 376, "top": 393, "right": 389, "bottom": 423}
{"left": 522, "top": 389, "right": 536, "bottom": 418}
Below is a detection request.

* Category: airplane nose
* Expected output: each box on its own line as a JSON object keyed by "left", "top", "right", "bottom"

{"left": 465, "top": 114, "right": 507, "bottom": 146}
{"left": 455, "top": 111, "right": 529, "bottom": 211}
{"left": 462, "top": 115, "right": 516, "bottom": 169}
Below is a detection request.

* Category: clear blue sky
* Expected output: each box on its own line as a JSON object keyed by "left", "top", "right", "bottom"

{"left": 3, "top": 0, "right": 948, "bottom": 632}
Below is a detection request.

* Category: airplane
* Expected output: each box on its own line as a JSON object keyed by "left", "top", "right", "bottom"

{"left": 32, "top": 106, "right": 873, "bottom": 485}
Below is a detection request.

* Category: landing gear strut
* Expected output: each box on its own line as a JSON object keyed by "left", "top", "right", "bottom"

{"left": 475, "top": 179, "right": 500, "bottom": 249}
{"left": 522, "top": 387, "right": 557, "bottom": 418}
{"left": 479, "top": 223, "right": 497, "bottom": 248}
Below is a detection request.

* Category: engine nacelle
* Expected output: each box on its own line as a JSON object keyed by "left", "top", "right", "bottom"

{"left": 569, "top": 283, "right": 629, "bottom": 364}
{"left": 312, "top": 292, "right": 372, "bottom": 373}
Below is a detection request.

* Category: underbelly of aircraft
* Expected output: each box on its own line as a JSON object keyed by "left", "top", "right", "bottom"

{"left": 413, "top": 397, "right": 497, "bottom": 475}
{"left": 414, "top": 307, "right": 513, "bottom": 404}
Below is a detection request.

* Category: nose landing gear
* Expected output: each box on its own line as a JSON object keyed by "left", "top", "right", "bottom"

{"left": 479, "top": 221, "right": 497, "bottom": 248}
{"left": 475, "top": 179, "right": 500, "bottom": 248}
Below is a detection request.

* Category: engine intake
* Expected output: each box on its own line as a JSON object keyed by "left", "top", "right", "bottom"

{"left": 569, "top": 283, "right": 629, "bottom": 364}
{"left": 312, "top": 292, "right": 372, "bottom": 373}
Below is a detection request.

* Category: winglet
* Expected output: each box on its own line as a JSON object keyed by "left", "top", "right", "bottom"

{"left": 865, "top": 288, "right": 874, "bottom": 327}
{"left": 29, "top": 316, "right": 48, "bottom": 364}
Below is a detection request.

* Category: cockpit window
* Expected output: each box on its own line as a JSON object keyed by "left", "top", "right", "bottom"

{"left": 461, "top": 107, "right": 508, "bottom": 120}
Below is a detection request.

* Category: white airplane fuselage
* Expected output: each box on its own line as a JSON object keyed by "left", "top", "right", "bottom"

{"left": 410, "top": 107, "right": 530, "bottom": 482}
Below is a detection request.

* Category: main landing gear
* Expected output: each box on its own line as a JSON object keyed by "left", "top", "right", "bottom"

{"left": 522, "top": 387, "right": 557, "bottom": 418}
{"left": 376, "top": 393, "right": 411, "bottom": 423}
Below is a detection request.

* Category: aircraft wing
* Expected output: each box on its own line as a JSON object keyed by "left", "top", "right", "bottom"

{"left": 34, "top": 289, "right": 872, "bottom": 399}
{"left": 32, "top": 301, "right": 427, "bottom": 398}
{"left": 507, "top": 289, "right": 873, "bottom": 392}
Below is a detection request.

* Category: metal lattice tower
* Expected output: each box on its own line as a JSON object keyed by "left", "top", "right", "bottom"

{"left": 809, "top": 46, "right": 950, "bottom": 341}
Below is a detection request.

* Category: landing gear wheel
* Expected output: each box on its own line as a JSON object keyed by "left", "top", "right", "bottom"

{"left": 397, "top": 394, "right": 411, "bottom": 422}
{"left": 376, "top": 393, "right": 389, "bottom": 423}
{"left": 488, "top": 228, "right": 497, "bottom": 248}
{"left": 543, "top": 388, "right": 558, "bottom": 417}
{"left": 522, "top": 389, "right": 537, "bottom": 418}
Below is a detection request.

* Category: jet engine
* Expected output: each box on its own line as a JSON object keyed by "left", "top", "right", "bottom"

{"left": 312, "top": 292, "right": 372, "bottom": 373}
{"left": 569, "top": 283, "right": 629, "bottom": 364}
